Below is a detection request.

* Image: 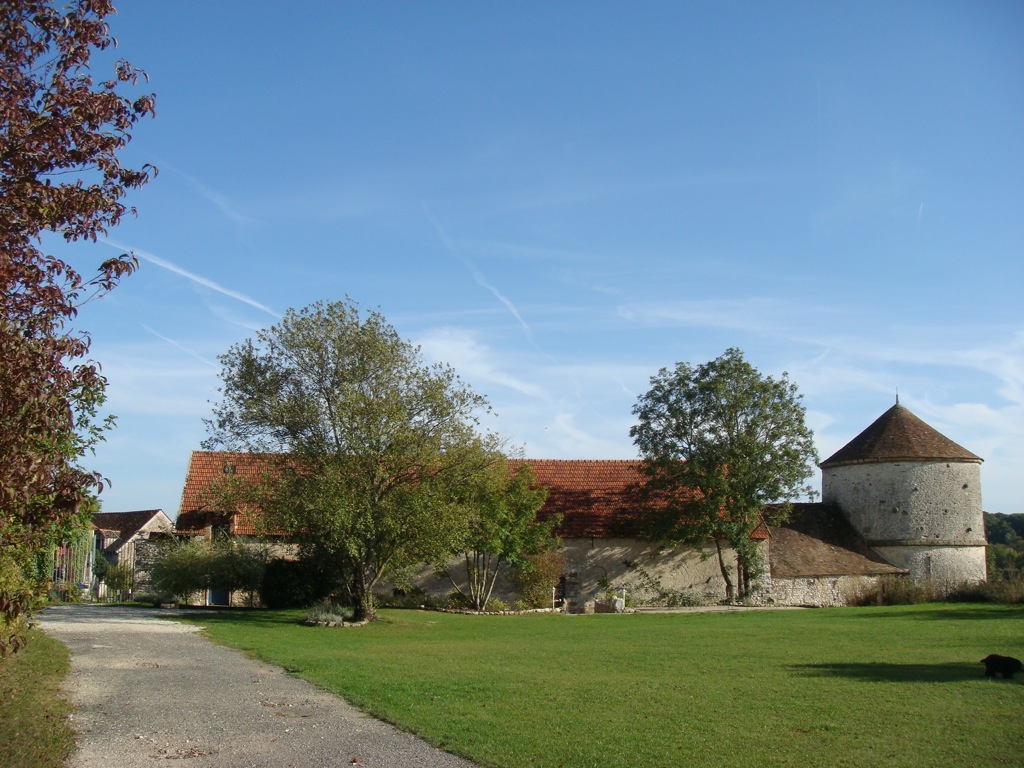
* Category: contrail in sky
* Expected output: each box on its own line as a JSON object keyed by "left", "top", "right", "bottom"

{"left": 102, "top": 238, "right": 280, "bottom": 318}
{"left": 464, "top": 261, "right": 534, "bottom": 341}
{"left": 146, "top": 157, "right": 259, "bottom": 227}
{"left": 421, "top": 203, "right": 534, "bottom": 342}
{"left": 141, "top": 325, "right": 220, "bottom": 369}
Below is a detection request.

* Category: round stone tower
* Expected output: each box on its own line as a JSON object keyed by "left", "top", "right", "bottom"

{"left": 820, "top": 403, "right": 986, "bottom": 585}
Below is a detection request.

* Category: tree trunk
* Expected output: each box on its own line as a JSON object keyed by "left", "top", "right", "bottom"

{"left": 714, "top": 539, "right": 735, "bottom": 603}
{"left": 350, "top": 568, "right": 376, "bottom": 622}
{"left": 481, "top": 556, "right": 504, "bottom": 611}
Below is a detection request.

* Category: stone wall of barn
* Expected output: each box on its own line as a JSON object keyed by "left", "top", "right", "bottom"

{"left": 408, "top": 538, "right": 751, "bottom": 612}
{"left": 764, "top": 574, "right": 893, "bottom": 607}
{"left": 558, "top": 537, "right": 744, "bottom": 611}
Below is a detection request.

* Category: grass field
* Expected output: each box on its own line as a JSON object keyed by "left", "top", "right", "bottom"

{"left": 0, "top": 629, "right": 76, "bottom": 768}
{"left": 181, "top": 605, "right": 1024, "bottom": 768}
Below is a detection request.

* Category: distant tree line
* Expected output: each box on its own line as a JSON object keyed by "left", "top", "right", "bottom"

{"left": 984, "top": 512, "right": 1024, "bottom": 581}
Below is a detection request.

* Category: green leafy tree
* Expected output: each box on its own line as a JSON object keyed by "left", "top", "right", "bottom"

{"left": 102, "top": 563, "right": 133, "bottom": 600}
{"left": 150, "top": 537, "right": 209, "bottom": 603}
{"left": 206, "top": 539, "right": 267, "bottom": 605}
{"left": 150, "top": 537, "right": 266, "bottom": 604}
{"left": 440, "top": 460, "right": 555, "bottom": 611}
{"left": 0, "top": 0, "right": 155, "bottom": 655}
{"left": 204, "top": 299, "right": 503, "bottom": 621}
{"left": 630, "top": 348, "right": 818, "bottom": 601}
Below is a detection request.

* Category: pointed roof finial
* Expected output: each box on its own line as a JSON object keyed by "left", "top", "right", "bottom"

{"left": 895, "top": 388, "right": 899, "bottom": 405}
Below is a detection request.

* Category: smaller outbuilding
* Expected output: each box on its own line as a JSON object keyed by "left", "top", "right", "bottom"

{"left": 93, "top": 509, "right": 174, "bottom": 597}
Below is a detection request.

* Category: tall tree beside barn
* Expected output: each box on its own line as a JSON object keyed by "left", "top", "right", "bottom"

{"left": 630, "top": 348, "right": 817, "bottom": 601}
{"left": 439, "top": 460, "right": 556, "bottom": 611}
{"left": 204, "top": 299, "right": 504, "bottom": 621}
{"left": 0, "top": 0, "right": 155, "bottom": 655}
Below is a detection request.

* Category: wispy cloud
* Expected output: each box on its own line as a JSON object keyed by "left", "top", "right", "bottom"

{"left": 102, "top": 238, "right": 280, "bottom": 318}
{"left": 617, "top": 297, "right": 811, "bottom": 336}
{"left": 417, "top": 327, "right": 543, "bottom": 398}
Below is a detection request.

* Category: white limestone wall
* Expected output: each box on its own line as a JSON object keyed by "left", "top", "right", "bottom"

{"left": 872, "top": 545, "right": 987, "bottom": 585}
{"left": 560, "top": 537, "right": 742, "bottom": 607}
{"left": 822, "top": 459, "right": 986, "bottom": 583}
{"left": 766, "top": 574, "right": 889, "bottom": 608}
{"left": 822, "top": 460, "right": 984, "bottom": 544}
{"left": 407, "top": 537, "right": 748, "bottom": 610}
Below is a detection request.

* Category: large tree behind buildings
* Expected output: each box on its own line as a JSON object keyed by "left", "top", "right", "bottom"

{"left": 630, "top": 348, "right": 817, "bottom": 601}
{"left": 204, "top": 299, "right": 503, "bottom": 622}
{"left": 0, "top": 1, "right": 155, "bottom": 655}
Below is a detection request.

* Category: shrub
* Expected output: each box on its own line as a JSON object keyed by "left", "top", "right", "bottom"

{"left": 151, "top": 537, "right": 268, "bottom": 604}
{"left": 512, "top": 551, "right": 567, "bottom": 608}
{"left": 983, "top": 576, "right": 1024, "bottom": 604}
{"left": 150, "top": 537, "right": 211, "bottom": 602}
{"left": 487, "top": 597, "right": 509, "bottom": 612}
{"left": 0, "top": 548, "right": 43, "bottom": 657}
{"left": 92, "top": 555, "right": 109, "bottom": 583}
{"left": 847, "top": 575, "right": 1024, "bottom": 606}
{"left": 445, "top": 590, "right": 472, "bottom": 610}
{"left": 304, "top": 600, "right": 351, "bottom": 624}
{"left": 47, "top": 582, "right": 82, "bottom": 604}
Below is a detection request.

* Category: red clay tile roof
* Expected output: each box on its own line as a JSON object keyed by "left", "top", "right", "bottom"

{"left": 820, "top": 403, "right": 982, "bottom": 468}
{"left": 176, "top": 452, "right": 282, "bottom": 535}
{"left": 177, "top": 452, "right": 766, "bottom": 541}
{"left": 510, "top": 459, "right": 649, "bottom": 538}
{"left": 177, "top": 452, "right": 653, "bottom": 538}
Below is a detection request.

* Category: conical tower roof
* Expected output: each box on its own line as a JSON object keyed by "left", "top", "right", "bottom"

{"left": 819, "top": 403, "right": 982, "bottom": 468}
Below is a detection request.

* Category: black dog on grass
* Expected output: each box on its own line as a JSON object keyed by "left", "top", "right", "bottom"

{"left": 980, "top": 654, "right": 1023, "bottom": 679}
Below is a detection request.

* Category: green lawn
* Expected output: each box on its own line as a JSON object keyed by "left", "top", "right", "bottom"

{"left": 180, "top": 605, "right": 1024, "bottom": 768}
{"left": 0, "top": 629, "right": 76, "bottom": 768}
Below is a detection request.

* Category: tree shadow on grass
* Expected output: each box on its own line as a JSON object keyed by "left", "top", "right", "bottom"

{"left": 171, "top": 608, "right": 302, "bottom": 630}
{"left": 788, "top": 661, "right": 996, "bottom": 683}
{"left": 845, "top": 605, "right": 1024, "bottom": 622}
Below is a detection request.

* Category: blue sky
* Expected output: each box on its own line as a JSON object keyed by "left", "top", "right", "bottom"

{"left": 59, "top": 1, "right": 1022, "bottom": 517}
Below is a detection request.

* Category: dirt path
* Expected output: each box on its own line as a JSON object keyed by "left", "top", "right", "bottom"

{"left": 38, "top": 604, "right": 478, "bottom": 768}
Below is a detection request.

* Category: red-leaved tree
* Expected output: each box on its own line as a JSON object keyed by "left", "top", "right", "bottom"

{"left": 1, "top": 0, "right": 155, "bottom": 655}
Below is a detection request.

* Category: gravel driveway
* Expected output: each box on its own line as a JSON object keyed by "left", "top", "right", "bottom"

{"left": 38, "top": 604, "right": 478, "bottom": 768}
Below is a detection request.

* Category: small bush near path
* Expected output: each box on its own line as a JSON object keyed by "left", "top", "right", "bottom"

{"left": 179, "top": 603, "right": 1024, "bottom": 768}
{"left": 0, "top": 628, "right": 75, "bottom": 768}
